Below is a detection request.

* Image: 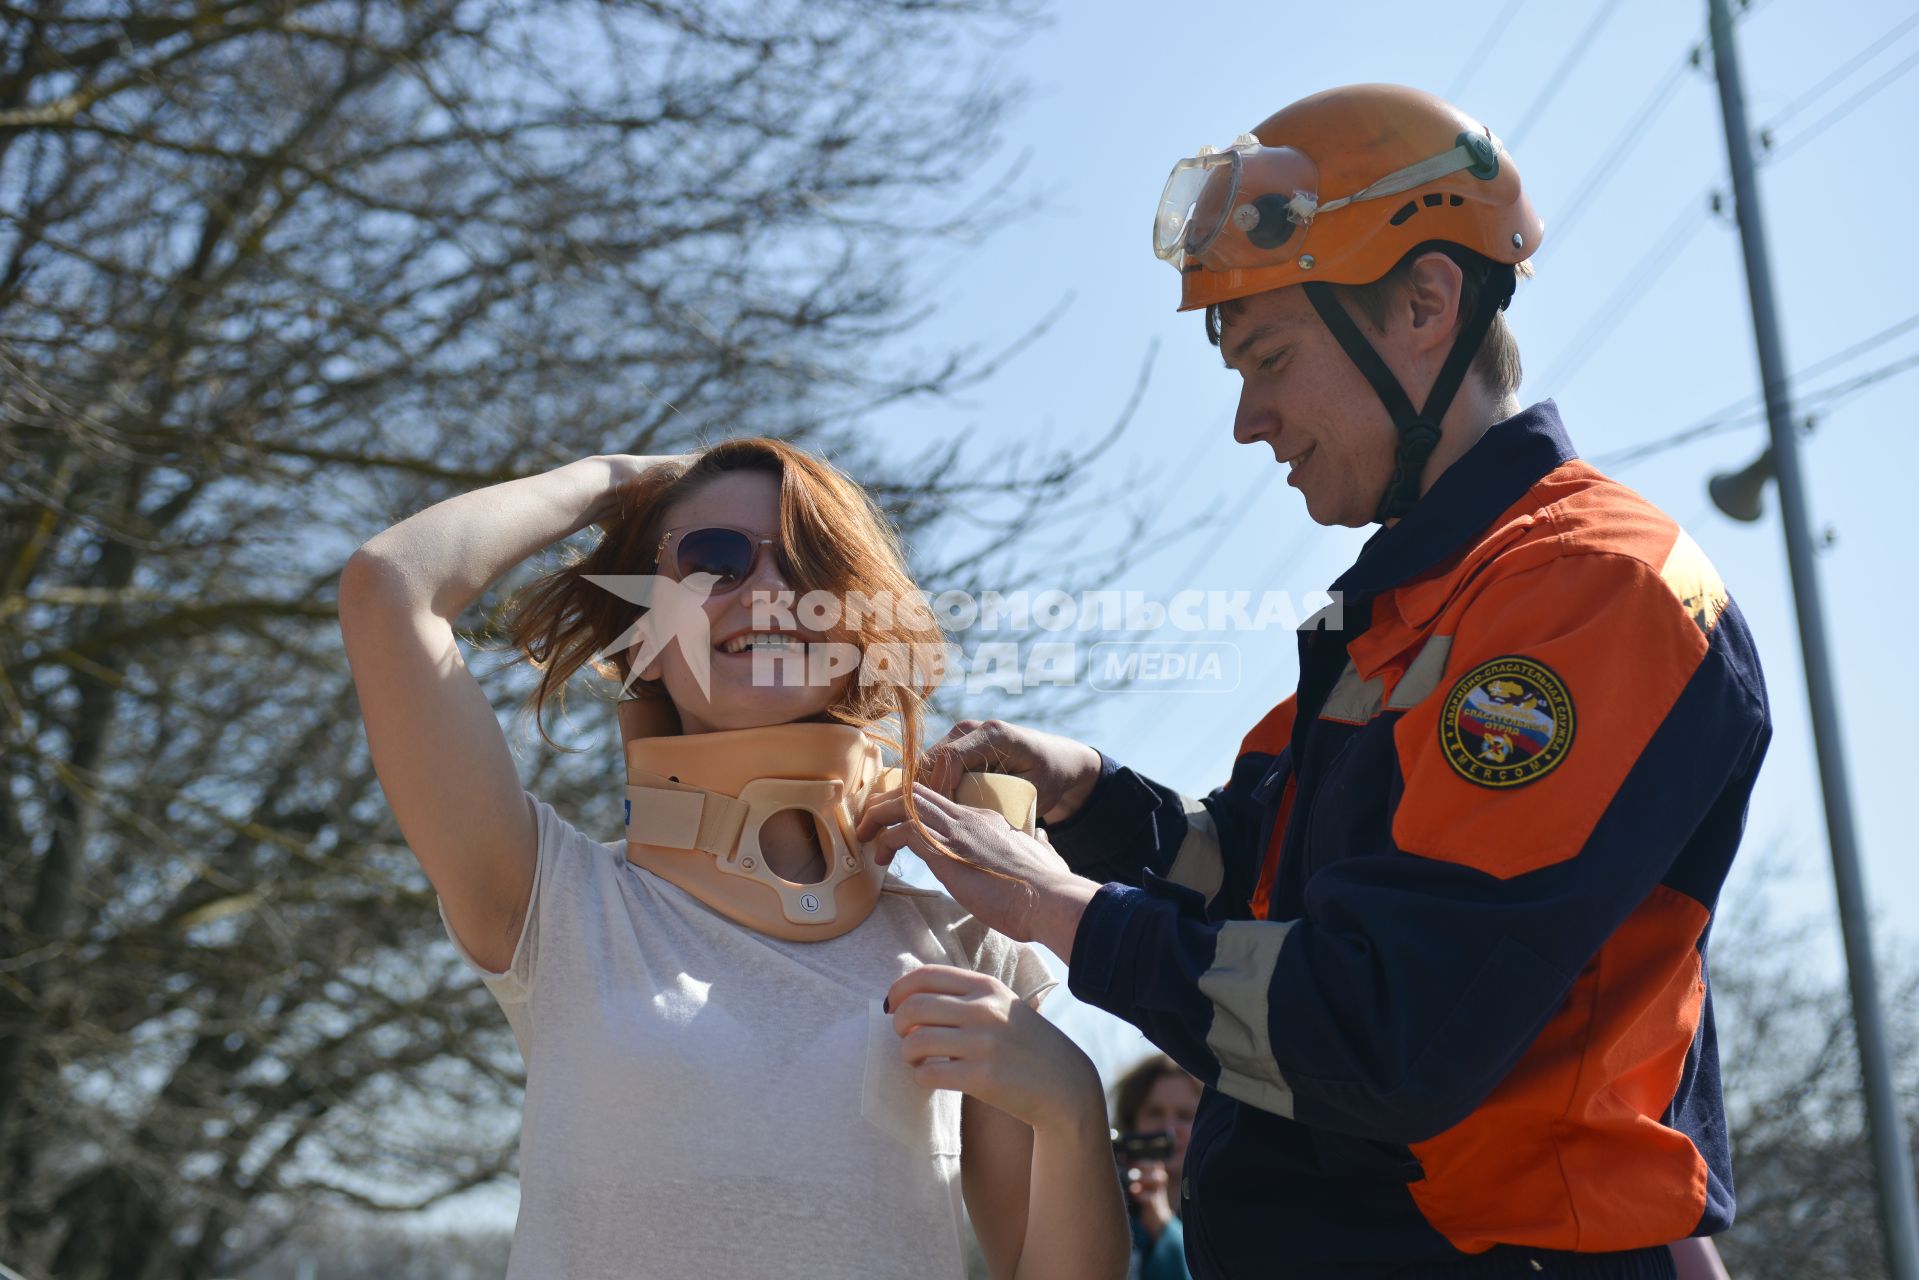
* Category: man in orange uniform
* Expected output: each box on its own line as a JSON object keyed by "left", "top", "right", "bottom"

{"left": 861, "top": 84, "right": 1769, "bottom": 1278}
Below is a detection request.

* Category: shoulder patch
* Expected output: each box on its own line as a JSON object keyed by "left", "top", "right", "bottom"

{"left": 1438, "top": 656, "right": 1576, "bottom": 788}
{"left": 1659, "top": 529, "right": 1729, "bottom": 634}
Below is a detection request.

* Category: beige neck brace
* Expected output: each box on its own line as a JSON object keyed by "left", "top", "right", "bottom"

{"left": 618, "top": 698, "right": 1036, "bottom": 942}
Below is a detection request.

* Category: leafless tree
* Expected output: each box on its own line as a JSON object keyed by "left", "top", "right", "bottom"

{"left": 1712, "top": 867, "right": 1919, "bottom": 1280}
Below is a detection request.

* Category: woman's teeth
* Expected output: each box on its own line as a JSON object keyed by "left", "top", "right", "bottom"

{"left": 721, "top": 632, "right": 798, "bottom": 654}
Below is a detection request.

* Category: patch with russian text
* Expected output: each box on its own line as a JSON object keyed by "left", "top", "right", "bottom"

{"left": 1438, "top": 656, "right": 1575, "bottom": 788}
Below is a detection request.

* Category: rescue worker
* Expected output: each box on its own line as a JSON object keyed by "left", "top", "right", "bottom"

{"left": 859, "top": 84, "right": 1771, "bottom": 1278}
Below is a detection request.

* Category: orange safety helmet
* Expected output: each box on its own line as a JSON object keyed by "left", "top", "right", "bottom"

{"left": 1152, "top": 84, "right": 1544, "bottom": 522}
{"left": 1156, "top": 84, "right": 1542, "bottom": 311}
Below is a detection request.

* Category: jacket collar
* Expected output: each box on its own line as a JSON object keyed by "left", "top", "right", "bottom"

{"left": 1330, "top": 400, "right": 1575, "bottom": 603}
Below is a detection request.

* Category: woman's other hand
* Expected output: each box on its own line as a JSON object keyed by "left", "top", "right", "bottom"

{"left": 858, "top": 783, "right": 1097, "bottom": 951}
{"left": 885, "top": 965, "right": 1100, "bottom": 1136}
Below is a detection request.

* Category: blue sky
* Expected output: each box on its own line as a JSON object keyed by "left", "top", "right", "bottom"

{"left": 869, "top": 0, "right": 1919, "bottom": 1078}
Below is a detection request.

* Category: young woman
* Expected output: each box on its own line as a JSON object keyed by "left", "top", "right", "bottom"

{"left": 338, "top": 439, "right": 1128, "bottom": 1279}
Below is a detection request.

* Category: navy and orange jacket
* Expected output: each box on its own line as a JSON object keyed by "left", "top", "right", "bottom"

{"left": 1048, "top": 403, "right": 1770, "bottom": 1279}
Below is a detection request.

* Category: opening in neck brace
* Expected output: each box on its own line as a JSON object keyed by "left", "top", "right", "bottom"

{"left": 756, "top": 808, "right": 830, "bottom": 884}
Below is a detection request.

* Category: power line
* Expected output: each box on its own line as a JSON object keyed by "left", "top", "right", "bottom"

{"left": 1247, "top": 524, "right": 1319, "bottom": 594}
{"left": 1758, "top": 8, "right": 1919, "bottom": 133}
{"left": 1536, "top": 3, "right": 1919, "bottom": 394}
{"left": 1536, "top": 34, "right": 1917, "bottom": 399}
{"left": 1537, "top": 0, "right": 1798, "bottom": 262}
{"left": 1535, "top": 195, "right": 1712, "bottom": 393}
{"left": 1764, "top": 43, "right": 1919, "bottom": 165}
{"left": 1594, "top": 343, "right": 1919, "bottom": 469}
{"left": 1785, "top": 351, "right": 1919, "bottom": 416}
{"left": 1587, "top": 306, "right": 1919, "bottom": 467}
{"left": 1508, "top": 0, "right": 1622, "bottom": 149}
{"left": 1787, "top": 308, "right": 1919, "bottom": 386}
{"left": 1447, "top": 0, "right": 1530, "bottom": 102}
{"left": 1539, "top": 47, "right": 1698, "bottom": 257}
{"left": 1110, "top": 407, "right": 1268, "bottom": 600}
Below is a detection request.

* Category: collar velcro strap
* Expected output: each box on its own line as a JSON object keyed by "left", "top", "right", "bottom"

{"left": 625, "top": 770, "right": 750, "bottom": 855}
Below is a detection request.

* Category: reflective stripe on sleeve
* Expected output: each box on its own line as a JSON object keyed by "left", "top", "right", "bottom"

{"left": 1164, "top": 795, "right": 1226, "bottom": 904}
{"left": 1199, "top": 919, "right": 1298, "bottom": 1117}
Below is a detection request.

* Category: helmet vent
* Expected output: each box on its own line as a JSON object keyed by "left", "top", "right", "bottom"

{"left": 1390, "top": 201, "right": 1419, "bottom": 227}
{"left": 1423, "top": 193, "right": 1444, "bottom": 208}
{"left": 1449, "top": 195, "right": 1464, "bottom": 206}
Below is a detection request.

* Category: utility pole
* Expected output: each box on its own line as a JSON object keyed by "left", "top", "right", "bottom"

{"left": 1706, "top": 2, "right": 1919, "bottom": 1276}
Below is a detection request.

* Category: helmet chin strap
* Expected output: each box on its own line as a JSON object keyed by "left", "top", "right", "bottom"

{"left": 1302, "top": 256, "right": 1518, "bottom": 523}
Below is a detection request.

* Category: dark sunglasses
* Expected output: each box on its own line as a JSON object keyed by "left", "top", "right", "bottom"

{"left": 655, "top": 525, "right": 794, "bottom": 589}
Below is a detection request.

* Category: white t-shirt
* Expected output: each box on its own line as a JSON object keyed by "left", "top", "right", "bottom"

{"left": 439, "top": 791, "right": 1057, "bottom": 1280}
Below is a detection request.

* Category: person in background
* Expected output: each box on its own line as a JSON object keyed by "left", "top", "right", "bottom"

{"left": 1109, "top": 1055, "right": 1200, "bottom": 1280}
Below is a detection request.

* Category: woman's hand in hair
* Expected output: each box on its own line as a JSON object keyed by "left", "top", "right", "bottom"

{"left": 886, "top": 966, "right": 1099, "bottom": 1135}
{"left": 588, "top": 453, "right": 691, "bottom": 525}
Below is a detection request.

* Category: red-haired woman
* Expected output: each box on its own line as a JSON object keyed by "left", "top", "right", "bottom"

{"left": 338, "top": 442, "right": 1128, "bottom": 1279}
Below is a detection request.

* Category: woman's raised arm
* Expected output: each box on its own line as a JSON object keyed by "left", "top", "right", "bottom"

{"left": 337, "top": 455, "right": 664, "bottom": 972}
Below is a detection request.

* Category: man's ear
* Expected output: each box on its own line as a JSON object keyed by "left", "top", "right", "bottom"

{"left": 1401, "top": 251, "right": 1466, "bottom": 354}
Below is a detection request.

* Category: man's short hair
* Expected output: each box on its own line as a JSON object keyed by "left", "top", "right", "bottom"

{"left": 1205, "top": 246, "right": 1533, "bottom": 399}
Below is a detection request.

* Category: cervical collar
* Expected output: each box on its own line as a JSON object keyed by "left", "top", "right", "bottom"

{"left": 618, "top": 698, "right": 1038, "bottom": 942}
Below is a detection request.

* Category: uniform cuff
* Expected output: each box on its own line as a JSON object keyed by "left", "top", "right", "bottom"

{"left": 1040, "top": 750, "right": 1168, "bottom": 875}
{"left": 1066, "top": 881, "right": 1144, "bottom": 1008}
{"left": 1066, "top": 871, "right": 1209, "bottom": 1012}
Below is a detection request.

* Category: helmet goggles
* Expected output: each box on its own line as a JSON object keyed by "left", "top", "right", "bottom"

{"left": 1152, "top": 129, "right": 1502, "bottom": 276}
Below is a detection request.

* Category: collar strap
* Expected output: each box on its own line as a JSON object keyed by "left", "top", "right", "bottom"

{"left": 625, "top": 769, "right": 750, "bottom": 855}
